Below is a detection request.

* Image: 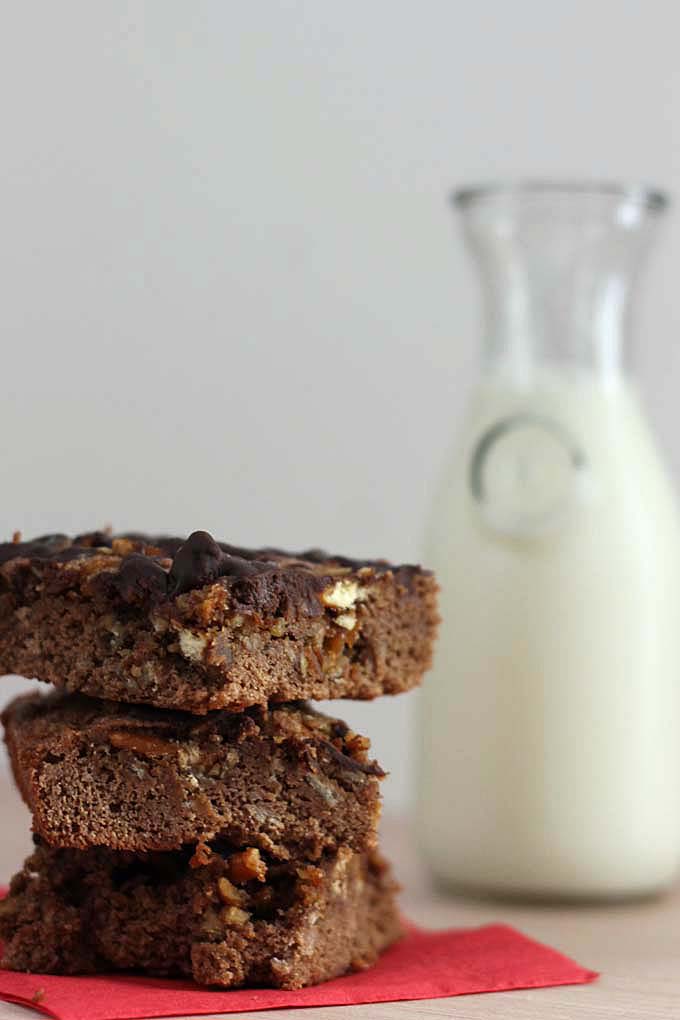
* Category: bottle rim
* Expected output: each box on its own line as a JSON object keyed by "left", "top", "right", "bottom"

{"left": 452, "top": 180, "right": 669, "bottom": 213}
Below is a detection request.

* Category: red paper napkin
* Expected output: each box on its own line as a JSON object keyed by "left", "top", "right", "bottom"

{"left": 0, "top": 919, "right": 597, "bottom": 1020}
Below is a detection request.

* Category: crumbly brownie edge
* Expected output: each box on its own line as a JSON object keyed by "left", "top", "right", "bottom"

{"left": 2, "top": 691, "right": 383, "bottom": 857}
{"left": 0, "top": 842, "right": 402, "bottom": 989}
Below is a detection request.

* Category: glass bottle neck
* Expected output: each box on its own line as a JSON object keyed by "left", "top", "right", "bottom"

{"left": 457, "top": 185, "right": 664, "bottom": 387}
{"left": 477, "top": 241, "right": 631, "bottom": 383}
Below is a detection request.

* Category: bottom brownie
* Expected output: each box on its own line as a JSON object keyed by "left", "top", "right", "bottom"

{"left": 0, "top": 839, "right": 401, "bottom": 989}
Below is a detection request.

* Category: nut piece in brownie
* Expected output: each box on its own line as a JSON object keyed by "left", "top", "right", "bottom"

{"left": 3, "top": 690, "right": 384, "bottom": 858}
{"left": 0, "top": 530, "right": 439, "bottom": 713}
{"left": 0, "top": 839, "right": 401, "bottom": 989}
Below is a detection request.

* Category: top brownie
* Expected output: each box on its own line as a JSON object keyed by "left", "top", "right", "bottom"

{"left": 0, "top": 530, "right": 438, "bottom": 713}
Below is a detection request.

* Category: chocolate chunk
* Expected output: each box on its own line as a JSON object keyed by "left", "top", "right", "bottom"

{"left": 230, "top": 570, "right": 325, "bottom": 619}
{"left": 113, "top": 555, "right": 168, "bottom": 603}
{"left": 168, "top": 531, "right": 228, "bottom": 595}
{"left": 168, "top": 532, "right": 280, "bottom": 597}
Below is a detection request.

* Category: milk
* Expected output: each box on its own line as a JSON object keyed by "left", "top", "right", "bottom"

{"left": 419, "top": 369, "right": 680, "bottom": 898}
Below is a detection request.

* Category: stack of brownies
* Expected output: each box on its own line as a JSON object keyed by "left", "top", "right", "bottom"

{"left": 0, "top": 530, "right": 438, "bottom": 989}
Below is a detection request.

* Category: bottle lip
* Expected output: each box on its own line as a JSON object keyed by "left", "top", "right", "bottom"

{"left": 452, "top": 180, "right": 669, "bottom": 213}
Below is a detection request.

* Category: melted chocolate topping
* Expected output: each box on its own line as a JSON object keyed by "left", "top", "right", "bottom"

{"left": 167, "top": 531, "right": 267, "bottom": 596}
{"left": 114, "top": 554, "right": 169, "bottom": 603}
{"left": 0, "top": 528, "right": 425, "bottom": 610}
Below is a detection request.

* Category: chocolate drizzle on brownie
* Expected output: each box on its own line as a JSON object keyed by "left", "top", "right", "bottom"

{"left": 114, "top": 554, "right": 169, "bottom": 603}
{"left": 168, "top": 531, "right": 269, "bottom": 596}
{"left": 0, "top": 528, "right": 427, "bottom": 610}
{"left": 0, "top": 534, "right": 72, "bottom": 567}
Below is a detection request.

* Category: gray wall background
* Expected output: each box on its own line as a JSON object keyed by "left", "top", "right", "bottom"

{"left": 2, "top": 0, "right": 680, "bottom": 809}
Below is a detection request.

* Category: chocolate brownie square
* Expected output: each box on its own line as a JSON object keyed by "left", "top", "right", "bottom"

{"left": 0, "top": 530, "right": 439, "bottom": 713}
{"left": 0, "top": 839, "right": 401, "bottom": 989}
{"left": 3, "top": 690, "right": 383, "bottom": 858}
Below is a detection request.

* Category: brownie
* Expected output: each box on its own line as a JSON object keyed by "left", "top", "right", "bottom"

{"left": 0, "top": 530, "right": 439, "bottom": 713}
{"left": 2, "top": 690, "right": 384, "bottom": 858}
{"left": 0, "top": 839, "right": 401, "bottom": 989}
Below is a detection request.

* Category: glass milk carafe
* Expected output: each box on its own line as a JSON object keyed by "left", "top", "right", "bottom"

{"left": 419, "top": 182, "right": 680, "bottom": 900}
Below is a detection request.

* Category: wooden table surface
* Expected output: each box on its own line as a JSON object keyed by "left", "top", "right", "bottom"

{"left": 1, "top": 773, "right": 678, "bottom": 1020}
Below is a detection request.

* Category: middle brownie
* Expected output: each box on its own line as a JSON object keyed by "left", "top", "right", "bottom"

{"left": 3, "top": 691, "right": 384, "bottom": 859}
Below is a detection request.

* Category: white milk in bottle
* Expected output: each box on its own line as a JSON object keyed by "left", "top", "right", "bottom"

{"left": 419, "top": 183, "right": 680, "bottom": 899}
